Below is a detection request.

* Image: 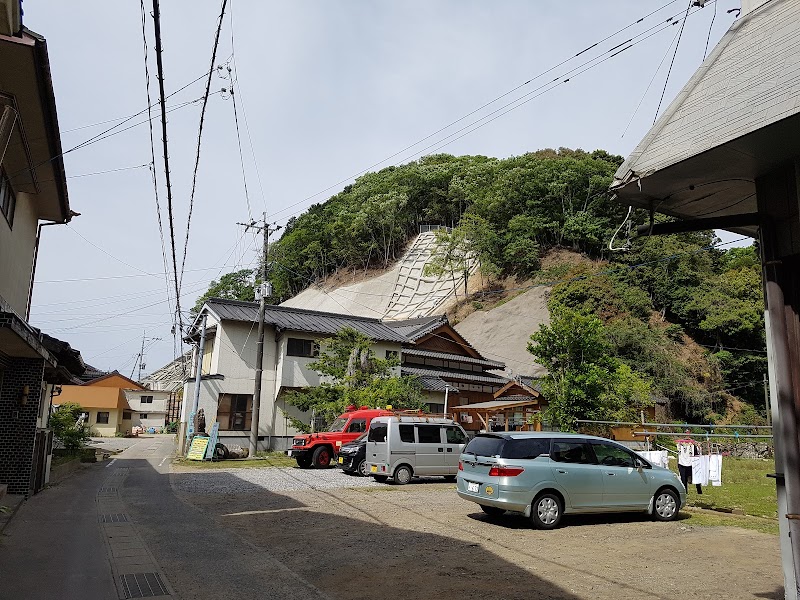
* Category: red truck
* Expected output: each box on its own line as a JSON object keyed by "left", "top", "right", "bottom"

{"left": 287, "top": 406, "right": 393, "bottom": 468}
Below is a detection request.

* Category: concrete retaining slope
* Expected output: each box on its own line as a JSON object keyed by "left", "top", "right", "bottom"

{"left": 281, "top": 231, "right": 476, "bottom": 320}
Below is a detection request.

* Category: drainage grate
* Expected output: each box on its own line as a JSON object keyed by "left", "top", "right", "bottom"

{"left": 98, "top": 487, "right": 118, "bottom": 493}
{"left": 99, "top": 513, "right": 129, "bottom": 523}
{"left": 120, "top": 573, "right": 169, "bottom": 598}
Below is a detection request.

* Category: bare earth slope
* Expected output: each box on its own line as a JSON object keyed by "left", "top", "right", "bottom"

{"left": 454, "top": 286, "right": 550, "bottom": 378}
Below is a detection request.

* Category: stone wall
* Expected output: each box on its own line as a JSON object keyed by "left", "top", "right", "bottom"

{"left": 0, "top": 358, "right": 45, "bottom": 496}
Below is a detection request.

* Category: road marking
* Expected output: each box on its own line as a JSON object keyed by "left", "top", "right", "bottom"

{"left": 105, "top": 459, "right": 117, "bottom": 468}
{"left": 158, "top": 457, "right": 168, "bottom": 467}
{"left": 222, "top": 508, "right": 305, "bottom": 517}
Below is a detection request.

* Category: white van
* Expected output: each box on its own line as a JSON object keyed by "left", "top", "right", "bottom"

{"left": 365, "top": 415, "right": 468, "bottom": 484}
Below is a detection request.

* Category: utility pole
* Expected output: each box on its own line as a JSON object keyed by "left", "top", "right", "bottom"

{"left": 764, "top": 372, "right": 772, "bottom": 427}
{"left": 237, "top": 214, "right": 281, "bottom": 458}
{"left": 130, "top": 332, "right": 161, "bottom": 381}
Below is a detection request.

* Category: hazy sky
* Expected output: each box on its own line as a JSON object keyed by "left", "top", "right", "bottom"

{"left": 24, "top": 0, "right": 745, "bottom": 377}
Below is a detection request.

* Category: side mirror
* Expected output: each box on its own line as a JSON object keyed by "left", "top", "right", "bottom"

{"left": 634, "top": 458, "right": 645, "bottom": 471}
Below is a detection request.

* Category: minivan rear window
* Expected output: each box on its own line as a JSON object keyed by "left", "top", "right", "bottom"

{"left": 502, "top": 438, "right": 551, "bottom": 459}
{"left": 368, "top": 424, "right": 387, "bottom": 442}
{"left": 464, "top": 435, "right": 505, "bottom": 457}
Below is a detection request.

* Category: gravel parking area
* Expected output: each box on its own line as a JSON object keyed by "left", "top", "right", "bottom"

{"left": 170, "top": 465, "right": 784, "bottom": 600}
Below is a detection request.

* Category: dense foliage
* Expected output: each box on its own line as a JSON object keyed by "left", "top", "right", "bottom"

{"left": 283, "top": 328, "right": 427, "bottom": 431}
{"left": 195, "top": 148, "right": 766, "bottom": 424}
{"left": 51, "top": 402, "right": 91, "bottom": 454}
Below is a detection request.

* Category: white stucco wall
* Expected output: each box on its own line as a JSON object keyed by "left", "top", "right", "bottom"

{"left": 0, "top": 191, "right": 38, "bottom": 317}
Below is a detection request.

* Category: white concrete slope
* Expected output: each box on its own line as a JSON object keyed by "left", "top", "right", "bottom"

{"left": 280, "top": 231, "right": 475, "bottom": 320}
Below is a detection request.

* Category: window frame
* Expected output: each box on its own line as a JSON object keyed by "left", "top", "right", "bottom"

{"left": 140, "top": 395, "right": 154, "bottom": 404}
{"left": 217, "top": 393, "right": 253, "bottom": 431}
{"left": 346, "top": 419, "right": 367, "bottom": 433}
{"left": 591, "top": 440, "right": 648, "bottom": 469}
{"left": 0, "top": 168, "right": 16, "bottom": 228}
{"left": 122, "top": 411, "right": 132, "bottom": 420}
{"left": 96, "top": 412, "right": 110, "bottom": 424}
{"left": 286, "top": 338, "right": 319, "bottom": 358}
{"left": 550, "top": 439, "right": 598, "bottom": 465}
{"left": 416, "top": 425, "right": 443, "bottom": 444}
{"left": 139, "top": 413, "right": 149, "bottom": 420}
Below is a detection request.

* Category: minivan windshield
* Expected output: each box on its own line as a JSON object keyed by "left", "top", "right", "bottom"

{"left": 464, "top": 435, "right": 505, "bottom": 457}
{"left": 328, "top": 417, "right": 348, "bottom": 432}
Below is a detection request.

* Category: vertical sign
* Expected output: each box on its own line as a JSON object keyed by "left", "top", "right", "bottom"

{"left": 205, "top": 421, "right": 220, "bottom": 460}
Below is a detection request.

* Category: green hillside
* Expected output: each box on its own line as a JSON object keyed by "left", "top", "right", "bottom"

{"left": 201, "top": 148, "right": 766, "bottom": 425}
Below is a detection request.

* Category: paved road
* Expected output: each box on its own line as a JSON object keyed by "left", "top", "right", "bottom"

{"left": 0, "top": 435, "right": 330, "bottom": 600}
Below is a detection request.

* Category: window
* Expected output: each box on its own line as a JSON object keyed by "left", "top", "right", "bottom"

{"left": 346, "top": 419, "right": 366, "bottom": 433}
{"left": 96, "top": 412, "right": 110, "bottom": 424}
{"left": 287, "top": 338, "right": 319, "bottom": 358}
{"left": 416, "top": 425, "right": 442, "bottom": 444}
{"left": 328, "top": 417, "right": 348, "bottom": 432}
{"left": 445, "top": 426, "right": 466, "bottom": 444}
{"left": 385, "top": 350, "right": 399, "bottom": 360}
{"left": 551, "top": 440, "right": 596, "bottom": 464}
{"left": 368, "top": 423, "right": 387, "bottom": 443}
{"left": 217, "top": 393, "right": 253, "bottom": 431}
{"left": 139, "top": 413, "right": 149, "bottom": 419}
{"left": 0, "top": 169, "right": 15, "bottom": 227}
{"left": 502, "top": 438, "right": 551, "bottom": 459}
{"left": 464, "top": 435, "right": 505, "bottom": 458}
{"left": 140, "top": 395, "right": 153, "bottom": 404}
{"left": 592, "top": 441, "right": 637, "bottom": 468}
{"left": 399, "top": 424, "right": 415, "bottom": 443}
{"left": 122, "top": 411, "right": 132, "bottom": 420}
{"left": 201, "top": 336, "right": 215, "bottom": 374}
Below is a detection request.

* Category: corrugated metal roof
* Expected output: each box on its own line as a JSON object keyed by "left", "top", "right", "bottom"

{"left": 205, "top": 299, "right": 408, "bottom": 343}
{"left": 403, "top": 348, "right": 505, "bottom": 370}
{"left": 402, "top": 366, "right": 508, "bottom": 385}
{"left": 458, "top": 399, "right": 540, "bottom": 411}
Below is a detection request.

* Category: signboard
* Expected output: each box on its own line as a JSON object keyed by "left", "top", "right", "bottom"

{"left": 205, "top": 422, "right": 220, "bottom": 460}
{"left": 187, "top": 436, "right": 210, "bottom": 461}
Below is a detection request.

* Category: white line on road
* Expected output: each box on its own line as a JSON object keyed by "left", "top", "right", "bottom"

{"left": 158, "top": 457, "right": 168, "bottom": 467}
{"left": 105, "top": 459, "right": 116, "bottom": 468}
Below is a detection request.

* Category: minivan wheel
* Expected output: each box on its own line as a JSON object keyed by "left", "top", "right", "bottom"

{"left": 531, "top": 493, "right": 562, "bottom": 530}
{"left": 393, "top": 465, "right": 413, "bottom": 485}
{"left": 357, "top": 459, "right": 367, "bottom": 477}
{"left": 653, "top": 489, "right": 679, "bottom": 521}
{"left": 480, "top": 505, "right": 506, "bottom": 517}
{"left": 312, "top": 446, "right": 332, "bottom": 468}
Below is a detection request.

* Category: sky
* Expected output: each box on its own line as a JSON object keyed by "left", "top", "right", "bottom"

{"left": 23, "top": 0, "right": 746, "bottom": 378}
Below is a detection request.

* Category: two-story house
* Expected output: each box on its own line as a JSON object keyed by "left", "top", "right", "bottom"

{"left": 122, "top": 388, "right": 170, "bottom": 432}
{"left": 0, "top": 11, "right": 85, "bottom": 496}
{"left": 182, "top": 299, "right": 512, "bottom": 451}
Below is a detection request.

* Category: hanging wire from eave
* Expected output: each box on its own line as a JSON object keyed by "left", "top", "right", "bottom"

{"left": 179, "top": 0, "right": 229, "bottom": 292}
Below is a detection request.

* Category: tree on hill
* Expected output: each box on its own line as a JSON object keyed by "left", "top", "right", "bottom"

{"left": 191, "top": 269, "right": 256, "bottom": 316}
{"left": 283, "top": 328, "right": 427, "bottom": 431}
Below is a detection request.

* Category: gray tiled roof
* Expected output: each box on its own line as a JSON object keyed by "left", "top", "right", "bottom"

{"left": 416, "top": 376, "right": 460, "bottom": 394}
{"left": 205, "top": 299, "right": 408, "bottom": 343}
{"left": 403, "top": 348, "right": 505, "bottom": 370}
{"left": 402, "top": 366, "right": 508, "bottom": 386}
{"left": 384, "top": 315, "right": 447, "bottom": 341}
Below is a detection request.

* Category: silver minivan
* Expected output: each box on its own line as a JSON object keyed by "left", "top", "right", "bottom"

{"left": 457, "top": 432, "right": 686, "bottom": 529}
{"left": 366, "top": 415, "right": 468, "bottom": 484}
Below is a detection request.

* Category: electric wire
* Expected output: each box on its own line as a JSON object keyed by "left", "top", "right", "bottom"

{"left": 704, "top": 0, "right": 718, "bottom": 60}
{"left": 180, "top": 0, "right": 229, "bottom": 291}
{"left": 654, "top": 0, "right": 693, "bottom": 124}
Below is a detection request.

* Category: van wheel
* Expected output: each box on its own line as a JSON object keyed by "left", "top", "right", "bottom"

{"left": 393, "top": 465, "right": 413, "bottom": 485}
{"left": 373, "top": 475, "right": 388, "bottom": 483}
{"left": 357, "top": 459, "right": 367, "bottom": 477}
{"left": 531, "top": 493, "right": 562, "bottom": 530}
{"left": 480, "top": 505, "right": 506, "bottom": 517}
{"left": 312, "top": 446, "right": 332, "bottom": 468}
{"left": 653, "top": 489, "right": 679, "bottom": 521}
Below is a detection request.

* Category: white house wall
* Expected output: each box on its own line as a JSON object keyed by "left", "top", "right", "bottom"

{"left": 0, "top": 192, "right": 38, "bottom": 316}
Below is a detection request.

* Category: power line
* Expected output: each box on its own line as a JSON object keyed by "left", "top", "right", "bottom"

{"left": 151, "top": 0, "right": 184, "bottom": 341}
{"left": 271, "top": 1, "right": 717, "bottom": 226}
{"left": 180, "top": 0, "right": 229, "bottom": 291}
{"left": 654, "top": 0, "right": 693, "bottom": 125}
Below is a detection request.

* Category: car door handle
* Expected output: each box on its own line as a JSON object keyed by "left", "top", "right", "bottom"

{"left": 438, "top": 448, "right": 444, "bottom": 452}
{"left": 557, "top": 469, "right": 568, "bottom": 474}
{"left": 446, "top": 448, "right": 453, "bottom": 452}
{"left": 606, "top": 472, "right": 616, "bottom": 476}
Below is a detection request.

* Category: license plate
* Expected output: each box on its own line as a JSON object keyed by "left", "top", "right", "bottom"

{"left": 467, "top": 482, "right": 479, "bottom": 493}
{"left": 338, "top": 457, "right": 344, "bottom": 464}
{"left": 371, "top": 465, "right": 378, "bottom": 473}
{"left": 287, "top": 450, "right": 293, "bottom": 457}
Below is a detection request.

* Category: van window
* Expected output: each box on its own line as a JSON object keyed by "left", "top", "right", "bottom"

{"left": 399, "top": 425, "right": 415, "bottom": 443}
{"left": 592, "top": 441, "right": 636, "bottom": 468}
{"left": 551, "top": 440, "right": 596, "bottom": 464}
{"left": 416, "top": 426, "right": 442, "bottom": 444}
{"left": 464, "top": 435, "right": 505, "bottom": 457}
{"left": 346, "top": 419, "right": 366, "bottom": 433}
{"left": 445, "top": 426, "right": 466, "bottom": 444}
{"left": 502, "top": 438, "right": 551, "bottom": 459}
{"left": 368, "top": 424, "right": 387, "bottom": 442}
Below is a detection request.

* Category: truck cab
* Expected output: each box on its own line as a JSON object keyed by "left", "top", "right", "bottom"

{"left": 287, "top": 406, "right": 393, "bottom": 468}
